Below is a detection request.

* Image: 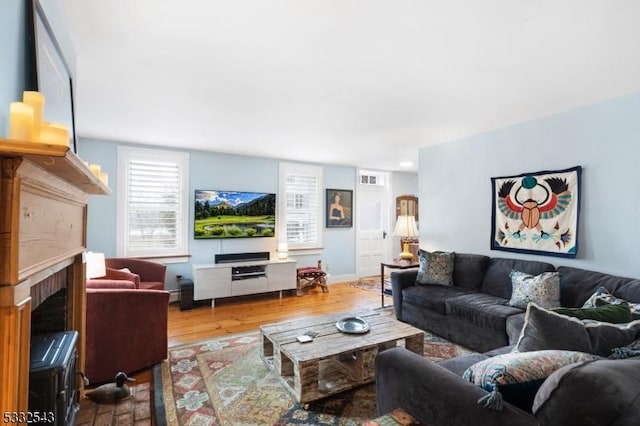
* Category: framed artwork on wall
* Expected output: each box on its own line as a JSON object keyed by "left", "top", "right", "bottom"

{"left": 491, "top": 165, "right": 582, "bottom": 258}
{"left": 326, "top": 189, "right": 353, "bottom": 228}
{"left": 32, "top": 0, "right": 77, "bottom": 152}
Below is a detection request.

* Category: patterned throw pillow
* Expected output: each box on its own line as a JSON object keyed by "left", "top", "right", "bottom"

{"left": 508, "top": 270, "right": 560, "bottom": 309}
{"left": 416, "top": 250, "right": 455, "bottom": 285}
{"left": 583, "top": 287, "right": 640, "bottom": 319}
{"left": 462, "top": 350, "right": 600, "bottom": 411}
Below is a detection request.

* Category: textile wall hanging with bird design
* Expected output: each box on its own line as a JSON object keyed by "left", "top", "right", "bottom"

{"left": 491, "top": 166, "right": 582, "bottom": 258}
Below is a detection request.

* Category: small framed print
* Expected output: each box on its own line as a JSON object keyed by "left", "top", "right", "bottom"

{"left": 326, "top": 189, "right": 353, "bottom": 228}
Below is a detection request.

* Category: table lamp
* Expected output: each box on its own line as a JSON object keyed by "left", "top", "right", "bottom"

{"left": 393, "top": 215, "right": 419, "bottom": 261}
{"left": 85, "top": 252, "right": 106, "bottom": 279}
{"left": 277, "top": 242, "right": 289, "bottom": 260}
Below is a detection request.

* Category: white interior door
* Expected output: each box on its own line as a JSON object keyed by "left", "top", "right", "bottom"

{"left": 356, "top": 175, "right": 390, "bottom": 277}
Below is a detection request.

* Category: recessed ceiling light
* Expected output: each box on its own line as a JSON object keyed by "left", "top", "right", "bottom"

{"left": 399, "top": 161, "right": 414, "bottom": 168}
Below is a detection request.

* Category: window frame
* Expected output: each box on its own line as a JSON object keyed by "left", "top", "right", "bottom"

{"left": 278, "top": 162, "right": 323, "bottom": 250}
{"left": 116, "top": 146, "right": 190, "bottom": 259}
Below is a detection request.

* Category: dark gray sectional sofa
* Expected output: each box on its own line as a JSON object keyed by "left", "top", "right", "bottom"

{"left": 391, "top": 253, "right": 556, "bottom": 352}
{"left": 377, "top": 252, "right": 640, "bottom": 425}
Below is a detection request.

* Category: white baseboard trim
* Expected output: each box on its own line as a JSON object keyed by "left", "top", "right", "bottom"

{"left": 327, "top": 274, "right": 357, "bottom": 284}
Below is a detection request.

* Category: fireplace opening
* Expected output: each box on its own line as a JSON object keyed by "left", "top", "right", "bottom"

{"left": 29, "top": 331, "right": 80, "bottom": 426}
{"left": 28, "top": 266, "right": 80, "bottom": 425}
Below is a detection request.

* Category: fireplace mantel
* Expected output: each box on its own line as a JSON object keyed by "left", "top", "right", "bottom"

{"left": 0, "top": 139, "right": 109, "bottom": 417}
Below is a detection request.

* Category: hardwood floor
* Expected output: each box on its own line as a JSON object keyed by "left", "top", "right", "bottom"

{"left": 168, "top": 280, "right": 388, "bottom": 346}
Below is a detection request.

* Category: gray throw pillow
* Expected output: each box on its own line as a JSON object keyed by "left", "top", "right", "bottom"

{"left": 514, "top": 303, "right": 640, "bottom": 357}
{"left": 533, "top": 358, "right": 640, "bottom": 425}
{"left": 416, "top": 250, "right": 455, "bottom": 286}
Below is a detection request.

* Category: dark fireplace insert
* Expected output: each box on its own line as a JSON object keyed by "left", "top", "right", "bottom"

{"left": 29, "top": 331, "right": 80, "bottom": 426}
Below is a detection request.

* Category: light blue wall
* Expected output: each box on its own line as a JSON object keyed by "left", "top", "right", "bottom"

{"left": 419, "top": 92, "right": 640, "bottom": 278}
{"left": 79, "top": 139, "right": 413, "bottom": 289}
{"left": 0, "top": 0, "right": 33, "bottom": 135}
{"left": 1, "top": 0, "right": 75, "bottom": 136}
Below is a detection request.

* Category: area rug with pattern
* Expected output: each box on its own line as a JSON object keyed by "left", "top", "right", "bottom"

{"left": 348, "top": 276, "right": 385, "bottom": 294}
{"left": 156, "top": 328, "right": 471, "bottom": 425}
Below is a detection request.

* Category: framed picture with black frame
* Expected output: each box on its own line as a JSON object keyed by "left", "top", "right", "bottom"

{"left": 326, "top": 189, "right": 353, "bottom": 228}
{"left": 31, "top": 0, "right": 77, "bottom": 152}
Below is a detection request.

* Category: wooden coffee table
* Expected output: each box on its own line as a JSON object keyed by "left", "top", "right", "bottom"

{"left": 259, "top": 311, "right": 424, "bottom": 404}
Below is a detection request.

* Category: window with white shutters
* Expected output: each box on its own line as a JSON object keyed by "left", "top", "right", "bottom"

{"left": 279, "top": 162, "right": 322, "bottom": 249}
{"left": 117, "top": 146, "right": 189, "bottom": 257}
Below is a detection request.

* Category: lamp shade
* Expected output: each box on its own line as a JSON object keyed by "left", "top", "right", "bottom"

{"left": 277, "top": 242, "right": 289, "bottom": 260}
{"left": 393, "top": 215, "right": 419, "bottom": 238}
{"left": 85, "top": 252, "right": 106, "bottom": 279}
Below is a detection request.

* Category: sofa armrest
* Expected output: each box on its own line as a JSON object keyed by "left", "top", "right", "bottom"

{"left": 390, "top": 269, "right": 418, "bottom": 319}
{"left": 86, "top": 279, "right": 136, "bottom": 289}
{"left": 375, "top": 347, "right": 537, "bottom": 426}
{"left": 85, "top": 288, "right": 170, "bottom": 383}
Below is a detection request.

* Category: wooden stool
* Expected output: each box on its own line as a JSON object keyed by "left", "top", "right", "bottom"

{"left": 296, "top": 260, "right": 329, "bottom": 296}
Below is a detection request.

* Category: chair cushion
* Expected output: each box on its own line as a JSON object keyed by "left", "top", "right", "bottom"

{"left": 508, "top": 270, "right": 560, "bottom": 309}
{"left": 140, "top": 281, "right": 165, "bottom": 291}
{"left": 446, "top": 293, "right": 523, "bottom": 332}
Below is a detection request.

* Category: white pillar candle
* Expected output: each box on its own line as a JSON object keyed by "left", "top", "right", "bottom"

{"left": 38, "top": 122, "right": 69, "bottom": 146}
{"left": 89, "top": 164, "right": 101, "bottom": 176}
{"left": 9, "top": 102, "right": 34, "bottom": 140}
{"left": 22, "top": 91, "right": 45, "bottom": 134}
{"left": 98, "top": 172, "right": 109, "bottom": 186}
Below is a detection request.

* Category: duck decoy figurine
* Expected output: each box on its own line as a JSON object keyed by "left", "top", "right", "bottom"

{"left": 86, "top": 372, "right": 136, "bottom": 403}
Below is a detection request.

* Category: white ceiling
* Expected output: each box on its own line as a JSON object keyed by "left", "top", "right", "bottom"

{"left": 59, "top": 0, "right": 640, "bottom": 172}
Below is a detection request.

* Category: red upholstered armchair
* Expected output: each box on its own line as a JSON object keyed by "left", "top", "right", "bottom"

{"left": 99, "top": 258, "right": 167, "bottom": 290}
{"left": 84, "top": 280, "right": 170, "bottom": 383}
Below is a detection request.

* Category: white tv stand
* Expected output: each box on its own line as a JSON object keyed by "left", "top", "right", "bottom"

{"left": 192, "top": 259, "right": 297, "bottom": 307}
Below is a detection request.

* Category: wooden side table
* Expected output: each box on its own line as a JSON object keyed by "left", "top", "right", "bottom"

{"left": 380, "top": 261, "right": 419, "bottom": 308}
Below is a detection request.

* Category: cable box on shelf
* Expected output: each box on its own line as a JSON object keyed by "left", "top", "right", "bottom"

{"left": 231, "top": 264, "right": 267, "bottom": 280}
{"left": 215, "top": 251, "right": 270, "bottom": 264}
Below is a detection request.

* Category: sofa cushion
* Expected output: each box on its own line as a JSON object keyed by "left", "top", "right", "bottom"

{"left": 463, "top": 350, "right": 600, "bottom": 412}
{"left": 438, "top": 352, "right": 490, "bottom": 377}
{"left": 532, "top": 358, "right": 640, "bottom": 425}
{"left": 554, "top": 301, "right": 632, "bottom": 324}
{"left": 416, "top": 250, "right": 455, "bottom": 285}
{"left": 452, "top": 253, "right": 490, "bottom": 291}
{"left": 402, "top": 285, "right": 471, "bottom": 315}
{"left": 583, "top": 286, "right": 640, "bottom": 319}
{"left": 508, "top": 270, "right": 560, "bottom": 309}
{"left": 514, "top": 303, "right": 640, "bottom": 357}
{"left": 556, "top": 265, "right": 639, "bottom": 307}
{"left": 481, "top": 258, "right": 555, "bottom": 299}
{"left": 446, "top": 293, "right": 523, "bottom": 332}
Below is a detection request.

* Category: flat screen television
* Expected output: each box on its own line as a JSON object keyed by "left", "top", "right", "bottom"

{"left": 194, "top": 190, "right": 276, "bottom": 239}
